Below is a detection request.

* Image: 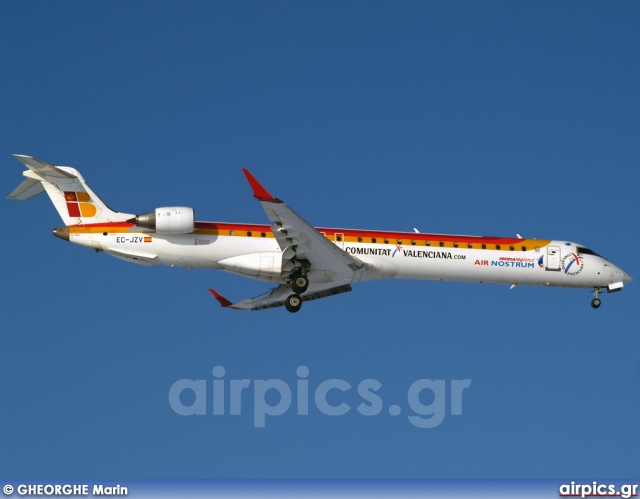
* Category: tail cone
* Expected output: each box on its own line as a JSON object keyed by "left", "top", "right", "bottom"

{"left": 53, "top": 226, "right": 69, "bottom": 241}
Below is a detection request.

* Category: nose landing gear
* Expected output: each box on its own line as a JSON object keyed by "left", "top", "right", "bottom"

{"left": 591, "top": 288, "right": 602, "bottom": 309}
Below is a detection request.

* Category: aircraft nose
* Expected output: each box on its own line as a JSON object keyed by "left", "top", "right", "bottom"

{"left": 604, "top": 260, "right": 632, "bottom": 284}
{"left": 610, "top": 263, "right": 632, "bottom": 284}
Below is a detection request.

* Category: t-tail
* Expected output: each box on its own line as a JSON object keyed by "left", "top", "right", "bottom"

{"left": 7, "top": 155, "right": 133, "bottom": 226}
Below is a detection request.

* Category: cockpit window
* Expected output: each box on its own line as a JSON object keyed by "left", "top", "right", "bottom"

{"left": 576, "top": 246, "right": 602, "bottom": 257}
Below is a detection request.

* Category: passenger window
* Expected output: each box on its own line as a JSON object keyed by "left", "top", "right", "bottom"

{"left": 372, "top": 238, "right": 377, "bottom": 243}
{"left": 468, "top": 243, "right": 473, "bottom": 249}
{"left": 261, "top": 232, "right": 266, "bottom": 237}
{"left": 496, "top": 244, "right": 500, "bottom": 250}
{"left": 453, "top": 242, "right": 458, "bottom": 248}
{"left": 509, "top": 245, "right": 514, "bottom": 251}
{"left": 230, "top": 230, "right": 235, "bottom": 236}
{"left": 426, "top": 241, "right": 431, "bottom": 246}
{"left": 481, "top": 244, "right": 486, "bottom": 249}
{"left": 247, "top": 231, "right": 252, "bottom": 237}
{"left": 336, "top": 235, "right": 342, "bottom": 242}
{"left": 411, "top": 240, "right": 416, "bottom": 245}
{"left": 521, "top": 246, "right": 526, "bottom": 251}
{"left": 358, "top": 237, "right": 362, "bottom": 243}
{"left": 439, "top": 241, "right": 445, "bottom": 247}
{"left": 398, "top": 240, "right": 402, "bottom": 245}
{"left": 384, "top": 238, "right": 389, "bottom": 244}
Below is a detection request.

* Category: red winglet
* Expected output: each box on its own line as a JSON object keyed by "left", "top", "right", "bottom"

{"left": 241, "top": 169, "right": 279, "bottom": 202}
{"left": 209, "top": 288, "right": 233, "bottom": 308}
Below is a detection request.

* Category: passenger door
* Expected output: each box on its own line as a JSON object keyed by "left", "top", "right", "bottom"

{"left": 546, "top": 246, "right": 561, "bottom": 271}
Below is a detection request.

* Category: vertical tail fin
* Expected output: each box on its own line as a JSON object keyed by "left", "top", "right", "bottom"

{"left": 8, "top": 155, "right": 133, "bottom": 225}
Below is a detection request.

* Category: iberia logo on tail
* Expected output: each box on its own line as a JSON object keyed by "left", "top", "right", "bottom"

{"left": 64, "top": 191, "right": 97, "bottom": 218}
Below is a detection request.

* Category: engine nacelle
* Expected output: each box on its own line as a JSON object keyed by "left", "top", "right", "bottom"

{"left": 217, "top": 251, "right": 283, "bottom": 282}
{"left": 129, "top": 207, "right": 195, "bottom": 234}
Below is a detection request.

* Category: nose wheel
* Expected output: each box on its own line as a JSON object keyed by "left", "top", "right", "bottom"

{"left": 591, "top": 288, "right": 602, "bottom": 309}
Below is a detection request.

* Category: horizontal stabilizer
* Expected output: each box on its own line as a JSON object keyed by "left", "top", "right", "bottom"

{"left": 8, "top": 177, "right": 45, "bottom": 200}
{"left": 12, "top": 154, "right": 76, "bottom": 178}
{"left": 9, "top": 154, "right": 134, "bottom": 225}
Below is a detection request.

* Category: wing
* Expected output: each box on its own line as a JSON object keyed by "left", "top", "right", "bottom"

{"left": 209, "top": 282, "right": 352, "bottom": 311}
{"left": 241, "top": 169, "right": 366, "bottom": 287}
{"left": 208, "top": 170, "right": 367, "bottom": 312}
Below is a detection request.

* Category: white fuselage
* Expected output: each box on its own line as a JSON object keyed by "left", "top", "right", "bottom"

{"left": 67, "top": 222, "right": 631, "bottom": 291}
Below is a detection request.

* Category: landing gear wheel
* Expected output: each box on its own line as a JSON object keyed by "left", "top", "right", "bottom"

{"left": 591, "top": 298, "right": 601, "bottom": 309}
{"left": 291, "top": 274, "right": 309, "bottom": 294}
{"left": 285, "top": 294, "right": 302, "bottom": 313}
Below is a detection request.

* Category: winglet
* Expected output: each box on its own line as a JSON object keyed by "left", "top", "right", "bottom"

{"left": 241, "top": 169, "right": 280, "bottom": 203}
{"left": 208, "top": 288, "right": 234, "bottom": 308}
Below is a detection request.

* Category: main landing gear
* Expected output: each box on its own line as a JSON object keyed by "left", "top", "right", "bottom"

{"left": 591, "top": 288, "right": 602, "bottom": 309}
{"left": 285, "top": 294, "right": 302, "bottom": 313}
{"left": 285, "top": 271, "right": 309, "bottom": 313}
{"left": 291, "top": 272, "right": 309, "bottom": 294}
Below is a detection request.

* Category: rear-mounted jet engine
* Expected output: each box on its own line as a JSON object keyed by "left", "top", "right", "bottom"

{"left": 129, "top": 207, "right": 195, "bottom": 234}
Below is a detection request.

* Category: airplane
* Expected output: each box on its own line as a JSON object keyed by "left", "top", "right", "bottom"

{"left": 8, "top": 154, "right": 632, "bottom": 312}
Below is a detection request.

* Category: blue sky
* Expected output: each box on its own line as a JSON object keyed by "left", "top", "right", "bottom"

{"left": 1, "top": 1, "right": 638, "bottom": 479}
